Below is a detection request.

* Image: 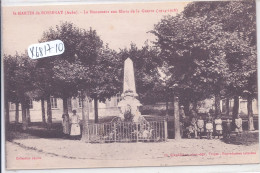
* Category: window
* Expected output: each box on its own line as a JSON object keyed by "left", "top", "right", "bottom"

{"left": 229, "top": 100, "right": 234, "bottom": 113}
{"left": 29, "top": 99, "right": 33, "bottom": 109}
{"left": 105, "top": 99, "right": 111, "bottom": 108}
{"left": 9, "top": 103, "right": 16, "bottom": 110}
{"left": 89, "top": 100, "right": 93, "bottom": 112}
{"left": 78, "top": 98, "right": 82, "bottom": 108}
{"left": 50, "top": 97, "right": 58, "bottom": 109}
{"left": 113, "top": 97, "right": 117, "bottom": 107}
{"left": 105, "top": 97, "right": 118, "bottom": 108}
{"left": 239, "top": 101, "right": 247, "bottom": 115}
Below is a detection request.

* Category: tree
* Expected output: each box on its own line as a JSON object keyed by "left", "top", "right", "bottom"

{"left": 36, "top": 21, "right": 86, "bottom": 129}
{"left": 39, "top": 22, "right": 121, "bottom": 139}
{"left": 39, "top": 21, "right": 82, "bottom": 117}
{"left": 12, "top": 53, "right": 36, "bottom": 130}
{"left": 173, "top": 95, "right": 181, "bottom": 139}
{"left": 156, "top": 63, "right": 175, "bottom": 116}
{"left": 76, "top": 28, "right": 122, "bottom": 124}
{"left": 4, "top": 54, "right": 17, "bottom": 129}
{"left": 89, "top": 45, "right": 122, "bottom": 123}
{"left": 152, "top": 13, "right": 229, "bottom": 116}
{"left": 152, "top": 0, "right": 256, "bottom": 122}
{"left": 76, "top": 28, "right": 115, "bottom": 123}
{"left": 224, "top": 1, "right": 256, "bottom": 130}
{"left": 118, "top": 43, "right": 162, "bottom": 105}
{"left": 184, "top": 1, "right": 257, "bottom": 127}
{"left": 33, "top": 61, "right": 56, "bottom": 126}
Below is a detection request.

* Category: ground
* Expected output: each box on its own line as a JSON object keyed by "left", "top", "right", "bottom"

{"left": 4, "top": 123, "right": 260, "bottom": 170}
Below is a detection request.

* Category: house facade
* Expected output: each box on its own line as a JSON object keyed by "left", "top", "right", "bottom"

{"left": 8, "top": 94, "right": 122, "bottom": 123}
{"left": 196, "top": 98, "right": 258, "bottom": 116}
{"left": 8, "top": 95, "right": 258, "bottom": 123}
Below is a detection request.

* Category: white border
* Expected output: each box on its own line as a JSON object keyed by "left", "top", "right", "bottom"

{"left": 1, "top": 0, "right": 260, "bottom": 172}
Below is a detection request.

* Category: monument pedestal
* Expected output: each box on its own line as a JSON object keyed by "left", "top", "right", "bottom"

{"left": 118, "top": 91, "right": 142, "bottom": 122}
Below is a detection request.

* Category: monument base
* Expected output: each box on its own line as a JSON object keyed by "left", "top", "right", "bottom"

{"left": 117, "top": 92, "right": 143, "bottom": 123}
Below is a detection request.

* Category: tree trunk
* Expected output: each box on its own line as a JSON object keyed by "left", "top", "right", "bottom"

{"left": 183, "top": 100, "right": 190, "bottom": 117}
{"left": 232, "top": 95, "right": 239, "bottom": 128}
{"left": 63, "top": 95, "right": 68, "bottom": 115}
{"left": 81, "top": 91, "right": 90, "bottom": 142}
{"left": 15, "top": 102, "right": 19, "bottom": 124}
{"left": 225, "top": 98, "right": 230, "bottom": 116}
{"left": 21, "top": 102, "right": 28, "bottom": 130}
{"left": 26, "top": 107, "right": 31, "bottom": 124}
{"left": 46, "top": 95, "right": 52, "bottom": 128}
{"left": 174, "top": 95, "right": 181, "bottom": 140}
{"left": 215, "top": 93, "right": 221, "bottom": 116}
{"left": 94, "top": 97, "right": 98, "bottom": 123}
{"left": 5, "top": 100, "right": 10, "bottom": 131}
{"left": 68, "top": 98, "right": 72, "bottom": 113}
{"left": 41, "top": 98, "right": 46, "bottom": 124}
{"left": 166, "top": 96, "right": 169, "bottom": 116}
{"left": 26, "top": 99, "right": 31, "bottom": 124}
{"left": 247, "top": 96, "right": 255, "bottom": 131}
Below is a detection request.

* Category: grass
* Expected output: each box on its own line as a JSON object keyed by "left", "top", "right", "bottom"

{"left": 222, "top": 131, "right": 259, "bottom": 146}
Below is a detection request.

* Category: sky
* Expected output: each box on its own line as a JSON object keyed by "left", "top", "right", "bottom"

{"left": 2, "top": 1, "right": 189, "bottom": 55}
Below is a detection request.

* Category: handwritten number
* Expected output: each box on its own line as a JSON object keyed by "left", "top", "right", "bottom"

{"left": 28, "top": 40, "right": 64, "bottom": 59}
{"left": 29, "top": 47, "right": 34, "bottom": 58}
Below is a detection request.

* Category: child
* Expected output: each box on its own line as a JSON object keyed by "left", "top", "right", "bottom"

{"left": 62, "top": 113, "right": 70, "bottom": 138}
{"left": 225, "top": 119, "right": 232, "bottom": 143}
{"left": 188, "top": 116, "right": 198, "bottom": 139}
{"left": 214, "top": 115, "right": 223, "bottom": 139}
{"left": 197, "top": 115, "right": 204, "bottom": 139}
{"left": 206, "top": 113, "right": 214, "bottom": 139}
{"left": 235, "top": 115, "right": 243, "bottom": 136}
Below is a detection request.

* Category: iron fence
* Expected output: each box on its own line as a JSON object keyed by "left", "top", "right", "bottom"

{"left": 86, "top": 120, "right": 168, "bottom": 143}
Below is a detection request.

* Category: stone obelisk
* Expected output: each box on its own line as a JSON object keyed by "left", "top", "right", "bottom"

{"left": 118, "top": 58, "right": 142, "bottom": 122}
{"left": 123, "top": 58, "right": 137, "bottom": 96}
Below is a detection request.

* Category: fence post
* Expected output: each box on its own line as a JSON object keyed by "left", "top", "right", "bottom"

{"left": 164, "top": 120, "right": 168, "bottom": 142}
{"left": 87, "top": 123, "right": 90, "bottom": 142}
{"left": 114, "top": 123, "right": 116, "bottom": 142}
{"left": 137, "top": 123, "right": 139, "bottom": 142}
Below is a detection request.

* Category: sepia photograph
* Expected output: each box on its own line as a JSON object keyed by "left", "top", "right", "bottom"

{"left": 2, "top": 0, "right": 259, "bottom": 170}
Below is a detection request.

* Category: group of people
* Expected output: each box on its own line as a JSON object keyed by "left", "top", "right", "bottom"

{"left": 180, "top": 107, "right": 243, "bottom": 140}
{"left": 62, "top": 110, "right": 81, "bottom": 140}
{"left": 62, "top": 108, "right": 244, "bottom": 141}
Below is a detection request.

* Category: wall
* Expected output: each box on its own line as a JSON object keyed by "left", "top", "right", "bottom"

{"left": 8, "top": 96, "right": 120, "bottom": 123}
{"left": 8, "top": 96, "right": 258, "bottom": 123}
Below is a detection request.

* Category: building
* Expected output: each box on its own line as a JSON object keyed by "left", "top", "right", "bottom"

{"left": 197, "top": 98, "right": 258, "bottom": 116}
{"left": 8, "top": 96, "right": 258, "bottom": 123}
{"left": 8, "top": 95, "right": 121, "bottom": 123}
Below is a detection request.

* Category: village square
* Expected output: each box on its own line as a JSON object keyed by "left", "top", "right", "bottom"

{"left": 3, "top": 0, "right": 259, "bottom": 169}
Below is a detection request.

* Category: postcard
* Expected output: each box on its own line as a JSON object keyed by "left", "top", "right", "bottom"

{"left": 2, "top": 0, "right": 259, "bottom": 170}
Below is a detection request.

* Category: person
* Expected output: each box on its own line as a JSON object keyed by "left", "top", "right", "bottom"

{"left": 70, "top": 110, "right": 81, "bottom": 140}
{"left": 206, "top": 113, "right": 214, "bottom": 139}
{"left": 225, "top": 119, "right": 232, "bottom": 143}
{"left": 188, "top": 116, "right": 198, "bottom": 139}
{"left": 62, "top": 113, "right": 70, "bottom": 138}
{"left": 124, "top": 104, "right": 133, "bottom": 122}
{"left": 235, "top": 115, "right": 243, "bottom": 136}
{"left": 214, "top": 115, "right": 223, "bottom": 139}
{"left": 197, "top": 115, "right": 204, "bottom": 139}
